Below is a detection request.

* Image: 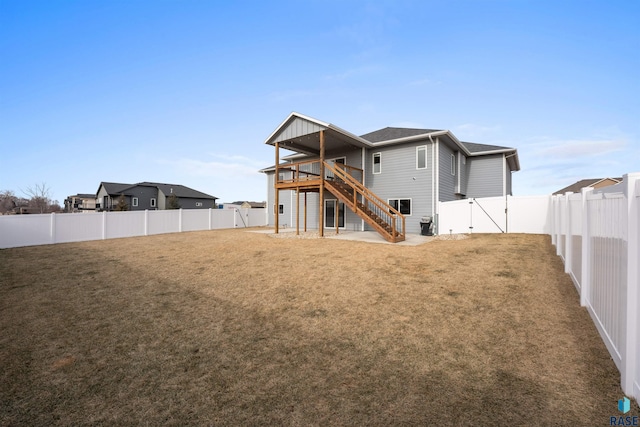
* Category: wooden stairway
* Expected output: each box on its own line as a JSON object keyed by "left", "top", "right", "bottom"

{"left": 323, "top": 162, "right": 405, "bottom": 243}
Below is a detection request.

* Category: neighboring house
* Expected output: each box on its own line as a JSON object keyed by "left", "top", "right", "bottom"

{"left": 260, "top": 112, "right": 520, "bottom": 242}
{"left": 553, "top": 177, "right": 622, "bottom": 195}
{"left": 96, "top": 182, "right": 217, "bottom": 211}
{"left": 64, "top": 194, "right": 97, "bottom": 213}
{"left": 233, "top": 201, "right": 266, "bottom": 209}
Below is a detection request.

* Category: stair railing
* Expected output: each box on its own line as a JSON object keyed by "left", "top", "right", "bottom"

{"left": 324, "top": 161, "right": 405, "bottom": 241}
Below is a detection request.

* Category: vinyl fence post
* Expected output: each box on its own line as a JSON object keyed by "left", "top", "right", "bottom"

{"left": 564, "top": 192, "right": 573, "bottom": 273}
{"left": 208, "top": 208, "right": 212, "bottom": 230}
{"left": 580, "top": 187, "right": 592, "bottom": 307}
{"left": 555, "top": 195, "right": 561, "bottom": 249}
{"left": 550, "top": 196, "right": 556, "bottom": 245}
{"left": 622, "top": 173, "right": 640, "bottom": 397}
{"left": 50, "top": 213, "right": 56, "bottom": 244}
{"left": 179, "top": 208, "right": 183, "bottom": 233}
{"left": 102, "top": 211, "right": 107, "bottom": 240}
{"left": 144, "top": 210, "right": 149, "bottom": 236}
{"left": 234, "top": 209, "right": 238, "bottom": 228}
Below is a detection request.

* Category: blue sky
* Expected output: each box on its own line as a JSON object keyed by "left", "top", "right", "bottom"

{"left": 1, "top": 0, "right": 638, "bottom": 205}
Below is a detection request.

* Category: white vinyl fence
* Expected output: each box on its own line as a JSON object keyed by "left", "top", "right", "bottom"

{"left": 550, "top": 173, "right": 640, "bottom": 400}
{"left": 438, "top": 195, "right": 552, "bottom": 235}
{"left": 0, "top": 208, "right": 268, "bottom": 249}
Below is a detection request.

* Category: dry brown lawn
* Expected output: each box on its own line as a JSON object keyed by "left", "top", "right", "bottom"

{"left": 0, "top": 230, "right": 635, "bottom": 425}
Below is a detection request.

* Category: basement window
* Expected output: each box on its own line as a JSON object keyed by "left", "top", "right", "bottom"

{"left": 388, "top": 198, "right": 412, "bottom": 216}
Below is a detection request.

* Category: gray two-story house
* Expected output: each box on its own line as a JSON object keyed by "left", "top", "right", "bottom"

{"left": 96, "top": 182, "right": 217, "bottom": 211}
{"left": 261, "top": 112, "right": 520, "bottom": 242}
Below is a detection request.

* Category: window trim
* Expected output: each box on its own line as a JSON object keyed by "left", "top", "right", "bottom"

{"left": 150, "top": 198, "right": 156, "bottom": 208}
{"left": 416, "top": 145, "right": 427, "bottom": 170}
{"left": 196, "top": 202, "right": 203, "bottom": 207}
{"left": 274, "top": 204, "right": 284, "bottom": 215}
{"left": 132, "top": 197, "right": 139, "bottom": 207}
{"left": 387, "top": 198, "right": 412, "bottom": 216}
{"left": 451, "top": 153, "right": 456, "bottom": 176}
{"left": 372, "top": 152, "right": 381, "bottom": 174}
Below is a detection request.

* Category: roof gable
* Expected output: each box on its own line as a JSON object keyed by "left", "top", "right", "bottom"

{"left": 98, "top": 182, "right": 134, "bottom": 195}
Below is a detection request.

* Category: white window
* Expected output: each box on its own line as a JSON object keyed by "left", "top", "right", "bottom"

{"left": 150, "top": 198, "right": 156, "bottom": 208}
{"left": 373, "top": 153, "right": 381, "bottom": 174}
{"left": 451, "top": 153, "right": 456, "bottom": 176}
{"left": 388, "top": 198, "right": 412, "bottom": 216}
{"left": 416, "top": 146, "right": 427, "bottom": 169}
{"left": 274, "top": 204, "right": 284, "bottom": 214}
{"left": 132, "top": 197, "right": 138, "bottom": 207}
{"left": 196, "top": 202, "right": 203, "bottom": 207}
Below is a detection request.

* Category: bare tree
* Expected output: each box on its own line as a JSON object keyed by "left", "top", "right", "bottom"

{"left": 21, "top": 183, "right": 58, "bottom": 213}
{"left": 22, "top": 183, "right": 53, "bottom": 213}
{"left": 0, "top": 190, "right": 17, "bottom": 214}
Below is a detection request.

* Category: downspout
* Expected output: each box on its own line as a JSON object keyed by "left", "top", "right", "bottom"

{"left": 503, "top": 152, "right": 518, "bottom": 233}
{"left": 429, "top": 134, "right": 438, "bottom": 235}
{"left": 503, "top": 154, "right": 507, "bottom": 232}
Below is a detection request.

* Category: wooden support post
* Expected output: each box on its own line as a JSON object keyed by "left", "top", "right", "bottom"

{"left": 319, "top": 131, "right": 325, "bottom": 237}
{"left": 304, "top": 192, "right": 307, "bottom": 232}
{"left": 274, "top": 142, "right": 279, "bottom": 234}
{"left": 335, "top": 200, "right": 339, "bottom": 234}
{"left": 296, "top": 189, "right": 300, "bottom": 235}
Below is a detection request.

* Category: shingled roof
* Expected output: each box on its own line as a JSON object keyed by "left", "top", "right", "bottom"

{"left": 460, "top": 141, "right": 514, "bottom": 153}
{"left": 99, "top": 182, "right": 216, "bottom": 200}
{"left": 553, "top": 178, "right": 623, "bottom": 195}
{"left": 138, "top": 182, "right": 216, "bottom": 199}
{"left": 359, "top": 127, "right": 441, "bottom": 143}
{"left": 360, "top": 127, "right": 515, "bottom": 154}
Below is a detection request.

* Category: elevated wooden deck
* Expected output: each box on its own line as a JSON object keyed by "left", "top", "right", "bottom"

{"left": 274, "top": 160, "right": 405, "bottom": 243}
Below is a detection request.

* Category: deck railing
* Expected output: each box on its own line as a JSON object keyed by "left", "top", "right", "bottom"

{"left": 276, "top": 160, "right": 364, "bottom": 186}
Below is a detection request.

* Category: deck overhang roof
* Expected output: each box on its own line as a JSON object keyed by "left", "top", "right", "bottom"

{"left": 264, "top": 112, "right": 371, "bottom": 157}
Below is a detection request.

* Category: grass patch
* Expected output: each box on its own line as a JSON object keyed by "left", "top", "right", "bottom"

{"left": 0, "top": 231, "right": 632, "bottom": 425}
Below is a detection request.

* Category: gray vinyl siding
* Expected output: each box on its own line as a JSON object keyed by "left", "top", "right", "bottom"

{"left": 465, "top": 154, "right": 505, "bottom": 198}
{"left": 267, "top": 172, "right": 293, "bottom": 227}
{"left": 506, "top": 166, "right": 513, "bottom": 195}
{"left": 129, "top": 186, "right": 158, "bottom": 210}
{"left": 364, "top": 140, "right": 435, "bottom": 234}
{"left": 438, "top": 143, "right": 457, "bottom": 202}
